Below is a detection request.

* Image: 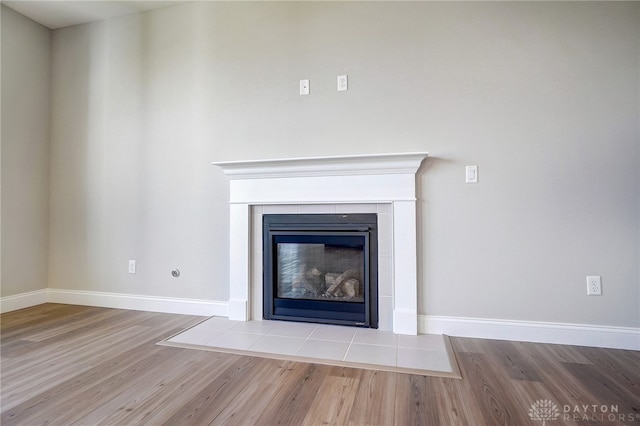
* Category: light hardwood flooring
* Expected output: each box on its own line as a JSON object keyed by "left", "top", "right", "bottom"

{"left": 1, "top": 304, "right": 639, "bottom": 425}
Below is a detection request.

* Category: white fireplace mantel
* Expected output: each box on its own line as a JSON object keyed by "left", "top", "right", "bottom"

{"left": 213, "top": 152, "right": 428, "bottom": 335}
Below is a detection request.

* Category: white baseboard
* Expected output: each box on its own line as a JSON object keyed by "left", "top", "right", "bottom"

{"left": 1, "top": 289, "right": 228, "bottom": 317}
{"left": 0, "top": 289, "right": 49, "bottom": 314}
{"left": 3, "top": 291, "right": 638, "bottom": 350}
{"left": 419, "top": 315, "right": 640, "bottom": 351}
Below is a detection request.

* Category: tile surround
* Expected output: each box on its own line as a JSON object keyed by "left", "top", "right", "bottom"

{"left": 250, "top": 203, "right": 394, "bottom": 330}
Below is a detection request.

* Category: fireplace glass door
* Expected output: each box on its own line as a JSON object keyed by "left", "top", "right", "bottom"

{"left": 277, "top": 235, "right": 365, "bottom": 302}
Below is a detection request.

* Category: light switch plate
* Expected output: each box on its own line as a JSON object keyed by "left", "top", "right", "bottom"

{"left": 466, "top": 165, "right": 478, "bottom": 183}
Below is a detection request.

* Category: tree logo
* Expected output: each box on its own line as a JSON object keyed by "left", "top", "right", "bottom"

{"left": 529, "top": 399, "right": 560, "bottom": 425}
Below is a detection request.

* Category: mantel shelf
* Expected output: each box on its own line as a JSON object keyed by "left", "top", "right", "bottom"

{"left": 212, "top": 152, "right": 428, "bottom": 179}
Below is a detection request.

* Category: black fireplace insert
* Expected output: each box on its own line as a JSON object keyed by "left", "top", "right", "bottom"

{"left": 263, "top": 214, "right": 378, "bottom": 328}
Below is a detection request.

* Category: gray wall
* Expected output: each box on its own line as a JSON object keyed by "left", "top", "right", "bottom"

{"left": 30, "top": 2, "right": 640, "bottom": 328}
{"left": 1, "top": 5, "right": 51, "bottom": 297}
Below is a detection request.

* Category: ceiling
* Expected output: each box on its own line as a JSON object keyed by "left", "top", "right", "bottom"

{"left": 2, "top": 1, "right": 187, "bottom": 30}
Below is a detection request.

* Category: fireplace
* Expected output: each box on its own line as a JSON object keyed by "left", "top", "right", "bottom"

{"left": 263, "top": 214, "right": 378, "bottom": 327}
{"left": 212, "top": 152, "right": 427, "bottom": 334}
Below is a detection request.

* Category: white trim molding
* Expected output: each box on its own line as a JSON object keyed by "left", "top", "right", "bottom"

{"left": 0, "top": 289, "right": 228, "bottom": 317}
{"left": 0, "top": 289, "right": 49, "bottom": 314}
{"left": 420, "top": 315, "right": 640, "bottom": 351}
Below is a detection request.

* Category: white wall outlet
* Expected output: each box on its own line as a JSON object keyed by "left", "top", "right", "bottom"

{"left": 299, "top": 79, "right": 310, "bottom": 95}
{"left": 128, "top": 260, "right": 136, "bottom": 274}
{"left": 586, "top": 276, "right": 601, "bottom": 295}
{"left": 466, "top": 165, "right": 478, "bottom": 183}
{"left": 337, "top": 74, "right": 348, "bottom": 91}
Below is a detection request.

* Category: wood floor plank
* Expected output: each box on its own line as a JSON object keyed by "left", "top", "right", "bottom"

{"left": 18, "top": 307, "right": 123, "bottom": 342}
{"left": 393, "top": 374, "right": 441, "bottom": 425}
{"left": 210, "top": 360, "right": 304, "bottom": 425}
{"left": 253, "top": 362, "right": 328, "bottom": 425}
{"left": 538, "top": 342, "right": 594, "bottom": 365}
{"left": 562, "top": 362, "right": 640, "bottom": 419}
{"left": 161, "top": 355, "right": 269, "bottom": 425}
{"left": 2, "top": 304, "right": 639, "bottom": 425}
{"left": 347, "top": 370, "right": 397, "bottom": 426}
{"left": 487, "top": 340, "right": 543, "bottom": 382}
{"left": 301, "top": 372, "right": 361, "bottom": 425}
{"left": 575, "top": 346, "right": 640, "bottom": 392}
{"left": 517, "top": 341, "right": 603, "bottom": 412}
{"left": 1, "top": 310, "right": 203, "bottom": 416}
{"left": 450, "top": 335, "right": 489, "bottom": 354}
{"left": 111, "top": 351, "right": 236, "bottom": 425}
{"left": 83, "top": 350, "right": 238, "bottom": 426}
{"left": 3, "top": 342, "right": 173, "bottom": 425}
{"left": 455, "top": 351, "right": 528, "bottom": 425}
{"left": 1, "top": 338, "right": 49, "bottom": 358}
{"left": 0, "top": 304, "right": 95, "bottom": 342}
{"left": 2, "top": 323, "right": 167, "bottom": 410}
{"left": 428, "top": 376, "right": 483, "bottom": 425}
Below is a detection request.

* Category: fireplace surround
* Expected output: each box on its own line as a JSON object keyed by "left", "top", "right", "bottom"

{"left": 213, "top": 152, "right": 427, "bottom": 335}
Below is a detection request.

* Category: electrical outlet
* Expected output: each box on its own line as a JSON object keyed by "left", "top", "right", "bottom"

{"left": 128, "top": 260, "right": 136, "bottom": 274}
{"left": 337, "top": 74, "right": 348, "bottom": 91}
{"left": 586, "top": 276, "right": 601, "bottom": 295}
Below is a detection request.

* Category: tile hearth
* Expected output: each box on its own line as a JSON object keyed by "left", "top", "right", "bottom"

{"left": 160, "top": 317, "right": 461, "bottom": 378}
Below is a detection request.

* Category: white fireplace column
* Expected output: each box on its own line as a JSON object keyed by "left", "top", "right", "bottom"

{"left": 213, "top": 152, "right": 427, "bottom": 335}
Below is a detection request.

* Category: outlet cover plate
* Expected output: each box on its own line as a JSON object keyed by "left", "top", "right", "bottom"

{"left": 586, "top": 276, "right": 602, "bottom": 295}
{"left": 299, "top": 79, "right": 310, "bottom": 95}
{"left": 337, "top": 74, "right": 348, "bottom": 91}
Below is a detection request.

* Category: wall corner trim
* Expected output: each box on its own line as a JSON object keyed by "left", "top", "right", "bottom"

{"left": 419, "top": 315, "right": 640, "bottom": 351}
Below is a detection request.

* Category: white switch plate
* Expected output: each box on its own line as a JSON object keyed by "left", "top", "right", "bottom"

{"left": 299, "top": 79, "right": 310, "bottom": 95}
{"left": 337, "top": 74, "right": 348, "bottom": 91}
{"left": 466, "top": 165, "right": 478, "bottom": 183}
{"left": 128, "top": 260, "right": 136, "bottom": 274}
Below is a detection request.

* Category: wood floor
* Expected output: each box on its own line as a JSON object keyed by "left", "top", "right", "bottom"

{"left": 1, "top": 304, "right": 639, "bottom": 425}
